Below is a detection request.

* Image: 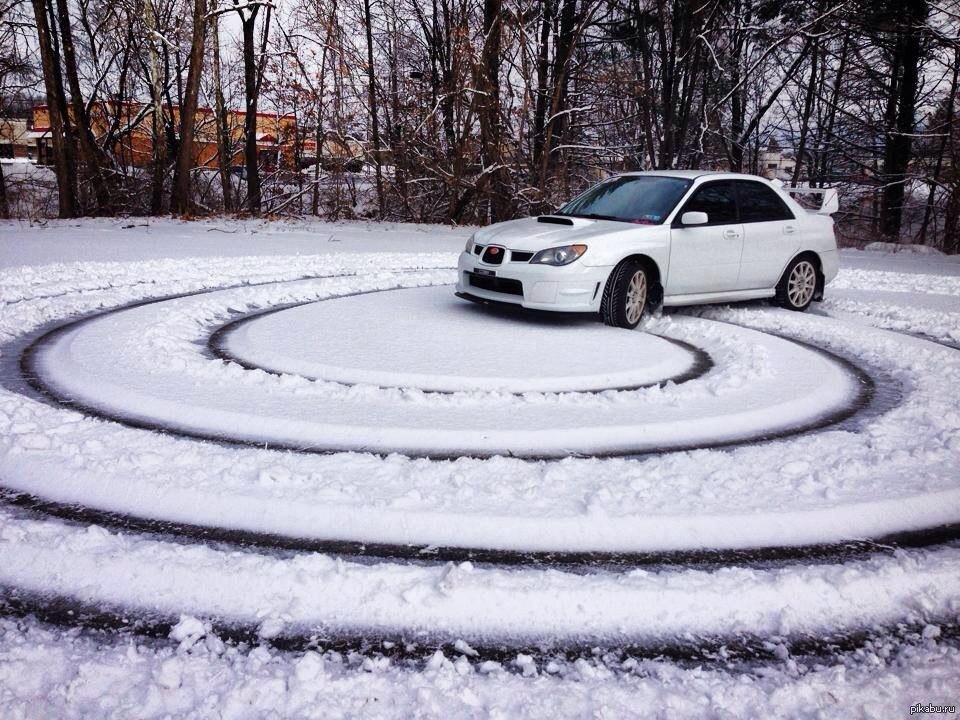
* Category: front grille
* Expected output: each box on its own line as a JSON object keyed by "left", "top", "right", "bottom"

{"left": 510, "top": 250, "right": 533, "bottom": 262}
{"left": 473, "top": 244, "right": 483, "bottom": 256}
{"left": 467, "top": 272, "right": 523, "bottom": 296}
{"left": 481, "top": 245, "right": 505, "bottom": 265}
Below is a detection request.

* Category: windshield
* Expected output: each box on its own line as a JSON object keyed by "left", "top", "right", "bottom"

{"left": 556, "top": 176, "right": 692, "bottom": 225}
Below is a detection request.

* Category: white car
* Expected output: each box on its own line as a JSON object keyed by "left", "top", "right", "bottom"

{"left": 456, "top": 171, "right": 839, "bottom": 328}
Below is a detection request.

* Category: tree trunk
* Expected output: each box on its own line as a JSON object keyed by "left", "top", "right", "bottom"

{"left": 944, "top": 184, "right": 960, "bottom": 254}
{"left": 31, "top": 0, "right": 77, "bottom": 217}
{"left": 536, "top": 0, "right": 579, "bottom": 192}
{"left": 54, "top": 0, "right": 111, "bottom": 213}
{"left": 880, "top": 0, "right": 928, "bottom": 240}
{"left": 918, "top": 46, "right": 958, "bottom": 246}
{"left": 170, "top": 0, "right": 207, "bottom": 214}
{"left": 813, "top": 31, "right": 849, "bottom": 185}
{"left": 386, "top": 10, "right": 409, "bottom": 215}
{"left": 659, "top": 0, "right": 699, "bottom": 170}
{"left": 0, "top": 160, "right": 8, "bottom": 219}
{"left": 727, "top": 0, "right": 747, "bottom": 172}
{"left": 791, "top": 41, "right": 819, "bottom": 186}
{"left": 239, "top": 9, "right": 263, "bottom": 215}
{"left": 313, "top": 103, "right": 323, "bottom": 216}
{"left": 145, "top": 0, "right": 168, "bottom": 214}
{"left": 479, "top": 0, "right": 509, "bottom": 221}
{"left": 210, "top": 7, "right": 232, "bottom": 212}
{"left": 531, "top": 0, "right": 554, "bottom": 178}
{"left": 312, "top": 0, "right": 336, "bottom": 217}
{"left": 363, "top": 0, "right": 385, "bottom": 218}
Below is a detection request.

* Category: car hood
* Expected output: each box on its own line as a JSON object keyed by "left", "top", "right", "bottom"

{"left": 474, "top": 216, "right": 657, "bottom": 252}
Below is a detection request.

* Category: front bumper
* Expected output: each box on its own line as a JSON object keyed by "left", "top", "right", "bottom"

{"left": 455, "top": 251, "right": 612, "bottom": 312}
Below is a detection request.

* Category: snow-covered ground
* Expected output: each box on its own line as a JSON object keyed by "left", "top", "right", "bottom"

{"left": 0, "top": 216, "right": 467, "bottom": 267}
{"left": 0, "top": 217, "right": 958, "bottom": 718}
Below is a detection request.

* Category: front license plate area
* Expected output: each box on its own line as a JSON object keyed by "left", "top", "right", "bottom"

{"left": 473, "top": 268, "right": 496, "bottom": 277}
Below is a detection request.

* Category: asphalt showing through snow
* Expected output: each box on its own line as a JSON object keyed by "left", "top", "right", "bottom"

{"left": 0, "top": 278, "right": 921, "bottom": 566}
{"left": 17, "top": 282, "right": 878, "bottom": 459}
{"left": 2, "top": 582, "right": 958, "bottom": 668}
{"left": 207, "top": 292, "right": 715, "bottom": 395}
{"left": 0, "top": 274, "right": 956, "bottom": 663}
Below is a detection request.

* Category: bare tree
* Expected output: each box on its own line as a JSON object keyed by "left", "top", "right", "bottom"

{"left": 7, "top": 0, "right": 957, "bottom": 248}
{"left": 362, "top": 0, "right": 385, "bottom": 217}
{"left": 170, "top": 0, "right": 208, "bottom": 214}
{"left": 231, "top": 0, "right": 273, "bottom": 214}
{"left": 876, "top": 0, "right": 930, "bottom": 240}
{"left": 144, "top": 0, "right": 169, "bottom": 213}
{"left": 209, "top": 1, "right": 233, "bottom": 211}
{"left": 30, "top": 0, "right": 78, "bottom": 216}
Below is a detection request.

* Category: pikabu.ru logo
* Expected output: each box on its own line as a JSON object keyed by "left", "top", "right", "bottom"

{"left": 910, "top": 704, "right": 956, "bottom": 715}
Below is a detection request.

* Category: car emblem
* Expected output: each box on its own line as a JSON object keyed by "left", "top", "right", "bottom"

{"left": 489, "top": 247, "right": 500, "bottom": 255}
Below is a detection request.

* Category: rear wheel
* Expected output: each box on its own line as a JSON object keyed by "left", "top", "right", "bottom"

{"left": 776, "top": 256, "right": 818, "bottom": 311}
{"left": 601, "top": 260, "right": 649, "bottom": 329}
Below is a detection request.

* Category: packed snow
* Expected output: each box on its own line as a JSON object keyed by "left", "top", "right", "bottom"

{"left": 2, "top": 617, "right": 958, "bottom": 720}
{"left": 220, "top": 286, "right": 700, "bottom": 392}
{"left": 0, "top": 217, "right": 958, "bottom": 718}
{"left": 2, "top": 258, "right": 956, "bottom": 551}
{"left": 29, "top": 277, "right": 861, "bottom": 456}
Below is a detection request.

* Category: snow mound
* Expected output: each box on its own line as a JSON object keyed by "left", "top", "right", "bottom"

{"left": 863, "top": 242, "right": 945, "bottom": 256}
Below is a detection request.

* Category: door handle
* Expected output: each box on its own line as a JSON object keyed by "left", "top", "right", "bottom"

{"left": 722, "top": 229, "right": 740, "bottom": 239}
{"left": 783, "top": 225, "right": 797, "bottom": 235}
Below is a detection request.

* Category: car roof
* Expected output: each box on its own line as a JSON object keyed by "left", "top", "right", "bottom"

{"left": 620, "top": 170, "right": 774, "bottom": 183}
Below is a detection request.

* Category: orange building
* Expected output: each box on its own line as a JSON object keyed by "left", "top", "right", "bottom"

{"left": 30, "top": 101, "right": 307, "bottom": 171}
{"left": 0, "top": 118, "right": 33, "bottom": 159}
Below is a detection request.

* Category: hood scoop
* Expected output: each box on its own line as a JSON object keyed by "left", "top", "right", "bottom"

{"left": 537, "top": 215, "right": 574, "bottom": 226}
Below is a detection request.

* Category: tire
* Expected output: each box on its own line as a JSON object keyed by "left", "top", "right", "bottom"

{"left": 775, "top": 255, "right": 818, "bottom": 311}
{"left": 600, "top": 260, "right": 649, "bottom": 329}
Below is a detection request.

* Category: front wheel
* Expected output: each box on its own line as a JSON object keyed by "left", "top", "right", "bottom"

{"left": 776, "top": 256, "right": 818, "bottom": 311}
{"left": 601, "top": 260, "right": 649, "bottom": 329}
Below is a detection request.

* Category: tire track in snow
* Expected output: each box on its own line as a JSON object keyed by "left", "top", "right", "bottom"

{"left": 1, "top": 584, "right": 957, "bottom": 667}
{"left": 809, "top": 306, "right": 960, "bottom": 352}
{"left": 206, "top": 295, "right": 715, "bottom": 395}
{"left": 0, "top": 278, "right": 920, "bottom": 565}
{"left": 17, "top": 284, "right": 875, "bottom": 460}
{"left": 0, "top": 274, "right": 954, "bottom": 663}
{"left": 3, "top": 280, "right": 942, "bottom": 569}
{"left": 4, "top": 485, "right": 959, "bottom": 570}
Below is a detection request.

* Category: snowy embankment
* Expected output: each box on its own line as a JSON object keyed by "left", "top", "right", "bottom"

{"left": 0, "top": 218, "right": 958, "bottom": 718}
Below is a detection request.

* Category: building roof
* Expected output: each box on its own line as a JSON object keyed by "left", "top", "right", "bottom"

{"left": 32, "top": 102, "right": 296, "bottom": 121}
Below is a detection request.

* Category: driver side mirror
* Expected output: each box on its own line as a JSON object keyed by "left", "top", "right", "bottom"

{"left": 680, "top": 211, "right": 709, "bottom": 226}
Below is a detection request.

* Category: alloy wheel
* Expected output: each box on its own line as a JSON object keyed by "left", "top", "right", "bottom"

{"left": 788, "top": 260, "right": 816, "bottom": 308}
{"left": 625, "top": 270, "right": 647, "bottom": 325}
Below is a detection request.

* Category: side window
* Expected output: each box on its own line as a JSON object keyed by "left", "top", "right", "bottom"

{"left": 735, "top": 181, "right": 794, "bottom": 223}
{"left": 679, "top": 182, "right": 738, "bottom": 225}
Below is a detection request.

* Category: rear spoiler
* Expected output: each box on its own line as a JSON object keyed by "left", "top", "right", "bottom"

{"left": 777, "top": 184, "right": 839, "bottom": 216}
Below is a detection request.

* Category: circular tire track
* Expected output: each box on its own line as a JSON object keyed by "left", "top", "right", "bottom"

{"left": 0, "top": 278, "right": 927, "bottom": 567}
{"left": 2, "top": 273, "right": 957, "bottom": 664}
{"left": 2, "top": 483, "right": 960, "bottom": 570}
{"left": 17, "top": 283, "right": 876, "bottom": 459}
{"left": 207, "top": 293, "right": 714, "bottom": 395}
{"left": 2, "top": 583, "right": 958, "bottom": 667}
{"left": 0, "top": 275, "right": 924, "bottom": 568}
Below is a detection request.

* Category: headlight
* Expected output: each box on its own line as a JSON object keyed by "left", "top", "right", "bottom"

{"left": 465, "top": 234, "right": 475, "bottom": 254}
{"left": 530, "top": 244, "right": 587, "bottom": 266}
